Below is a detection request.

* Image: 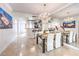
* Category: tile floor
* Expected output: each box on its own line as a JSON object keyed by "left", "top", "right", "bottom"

{"left": 0, "top": 36, "right": 79, "bottom": 56}
{"left": 69, "top": 41, "right": 79, "bottom": 48}
{"left": 0, "top": 29, "right": 79, "bottom": 56}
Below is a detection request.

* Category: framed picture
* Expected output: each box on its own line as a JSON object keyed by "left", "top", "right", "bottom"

{"left": 0, "top": 8, "right": 12, "bottom": 29}
{"left": 63, "top": 20, "right": 75, "bottom": 28}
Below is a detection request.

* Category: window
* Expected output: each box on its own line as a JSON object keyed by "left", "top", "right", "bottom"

{"left": 18, "top": 18, "right": 26, "bottom": 34}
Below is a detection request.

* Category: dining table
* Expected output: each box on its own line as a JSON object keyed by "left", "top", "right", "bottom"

{"left": 36, "top": 31, "right": 64, "bottom": 53}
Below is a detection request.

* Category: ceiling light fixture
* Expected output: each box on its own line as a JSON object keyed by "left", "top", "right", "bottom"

{"left": 65, "top": 11, "right": 73, "bottom": 21}
{"left": 43, "top": 4, "right": 46, "bottom": 6}
{"left": 39, "top": 4, "right": 50, "bottom": 20}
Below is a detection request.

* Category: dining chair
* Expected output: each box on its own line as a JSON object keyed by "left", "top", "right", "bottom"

{"left": 68, "top": 31, "right": 74, "bottom": 43}
{"left": 72, "top": 32, "right": 76, "bottom": 42}
{"left": 47, "top": 33, "right": 55, "bottom": 51}
{"left": 55, "top": 32, "right": 62, "bottom": 48}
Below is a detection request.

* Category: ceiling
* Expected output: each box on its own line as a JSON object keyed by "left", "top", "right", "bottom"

{"left": 53, "top": 3, "right": 79, "bottom": 18}
{"left": 10, "top": 3, "right": 79, "bottom": 18}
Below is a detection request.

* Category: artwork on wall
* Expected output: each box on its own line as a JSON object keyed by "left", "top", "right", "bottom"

{"left": 63, "top": 20, "right": 75, "bottom": 28}
{"left": 34, "top": 20, "right": 42, "bottom": 29}
{"left": 0, "top": 8, "right": 12, "bottom": 29}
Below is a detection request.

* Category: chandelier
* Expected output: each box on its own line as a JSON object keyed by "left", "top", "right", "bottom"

{"left": 38, "top": 4, "right": 50, "bottom": 20}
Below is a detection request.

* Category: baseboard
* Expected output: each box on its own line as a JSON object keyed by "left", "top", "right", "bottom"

{"left": 64, "top": 43, "right": 79, "bottom": 51}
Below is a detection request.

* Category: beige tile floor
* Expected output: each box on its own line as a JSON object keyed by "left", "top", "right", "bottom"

{"left": 0, "top": 36, "right": 79, "bottom": 56}
{"left": 69, "top": 41, "right": 79, "bottom": 48}
{"left": 0, "top": 30, "right": 79, "bottom": 56}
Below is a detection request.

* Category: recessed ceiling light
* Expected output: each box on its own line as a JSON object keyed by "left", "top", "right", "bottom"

{"left": 43, "top": 4, "right": 46, "bottom": 6}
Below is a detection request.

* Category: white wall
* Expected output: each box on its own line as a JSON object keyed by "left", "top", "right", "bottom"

{"left": 12, "top": 11, "right": 34, "bottom": 38}
{"left": 63, "top": 17, "right": 79, "bottom": 40}
{"left": 0, "top": 29, "right": 16, "bottom": 54}
{"left": 0, "top": 4, "right": 16, "bottom": 54}
{"left": 0, "top": 10, "right": 33, "bottom": 54}
{"left": 49, "top": 17, "right": 79, "bottom": 39}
